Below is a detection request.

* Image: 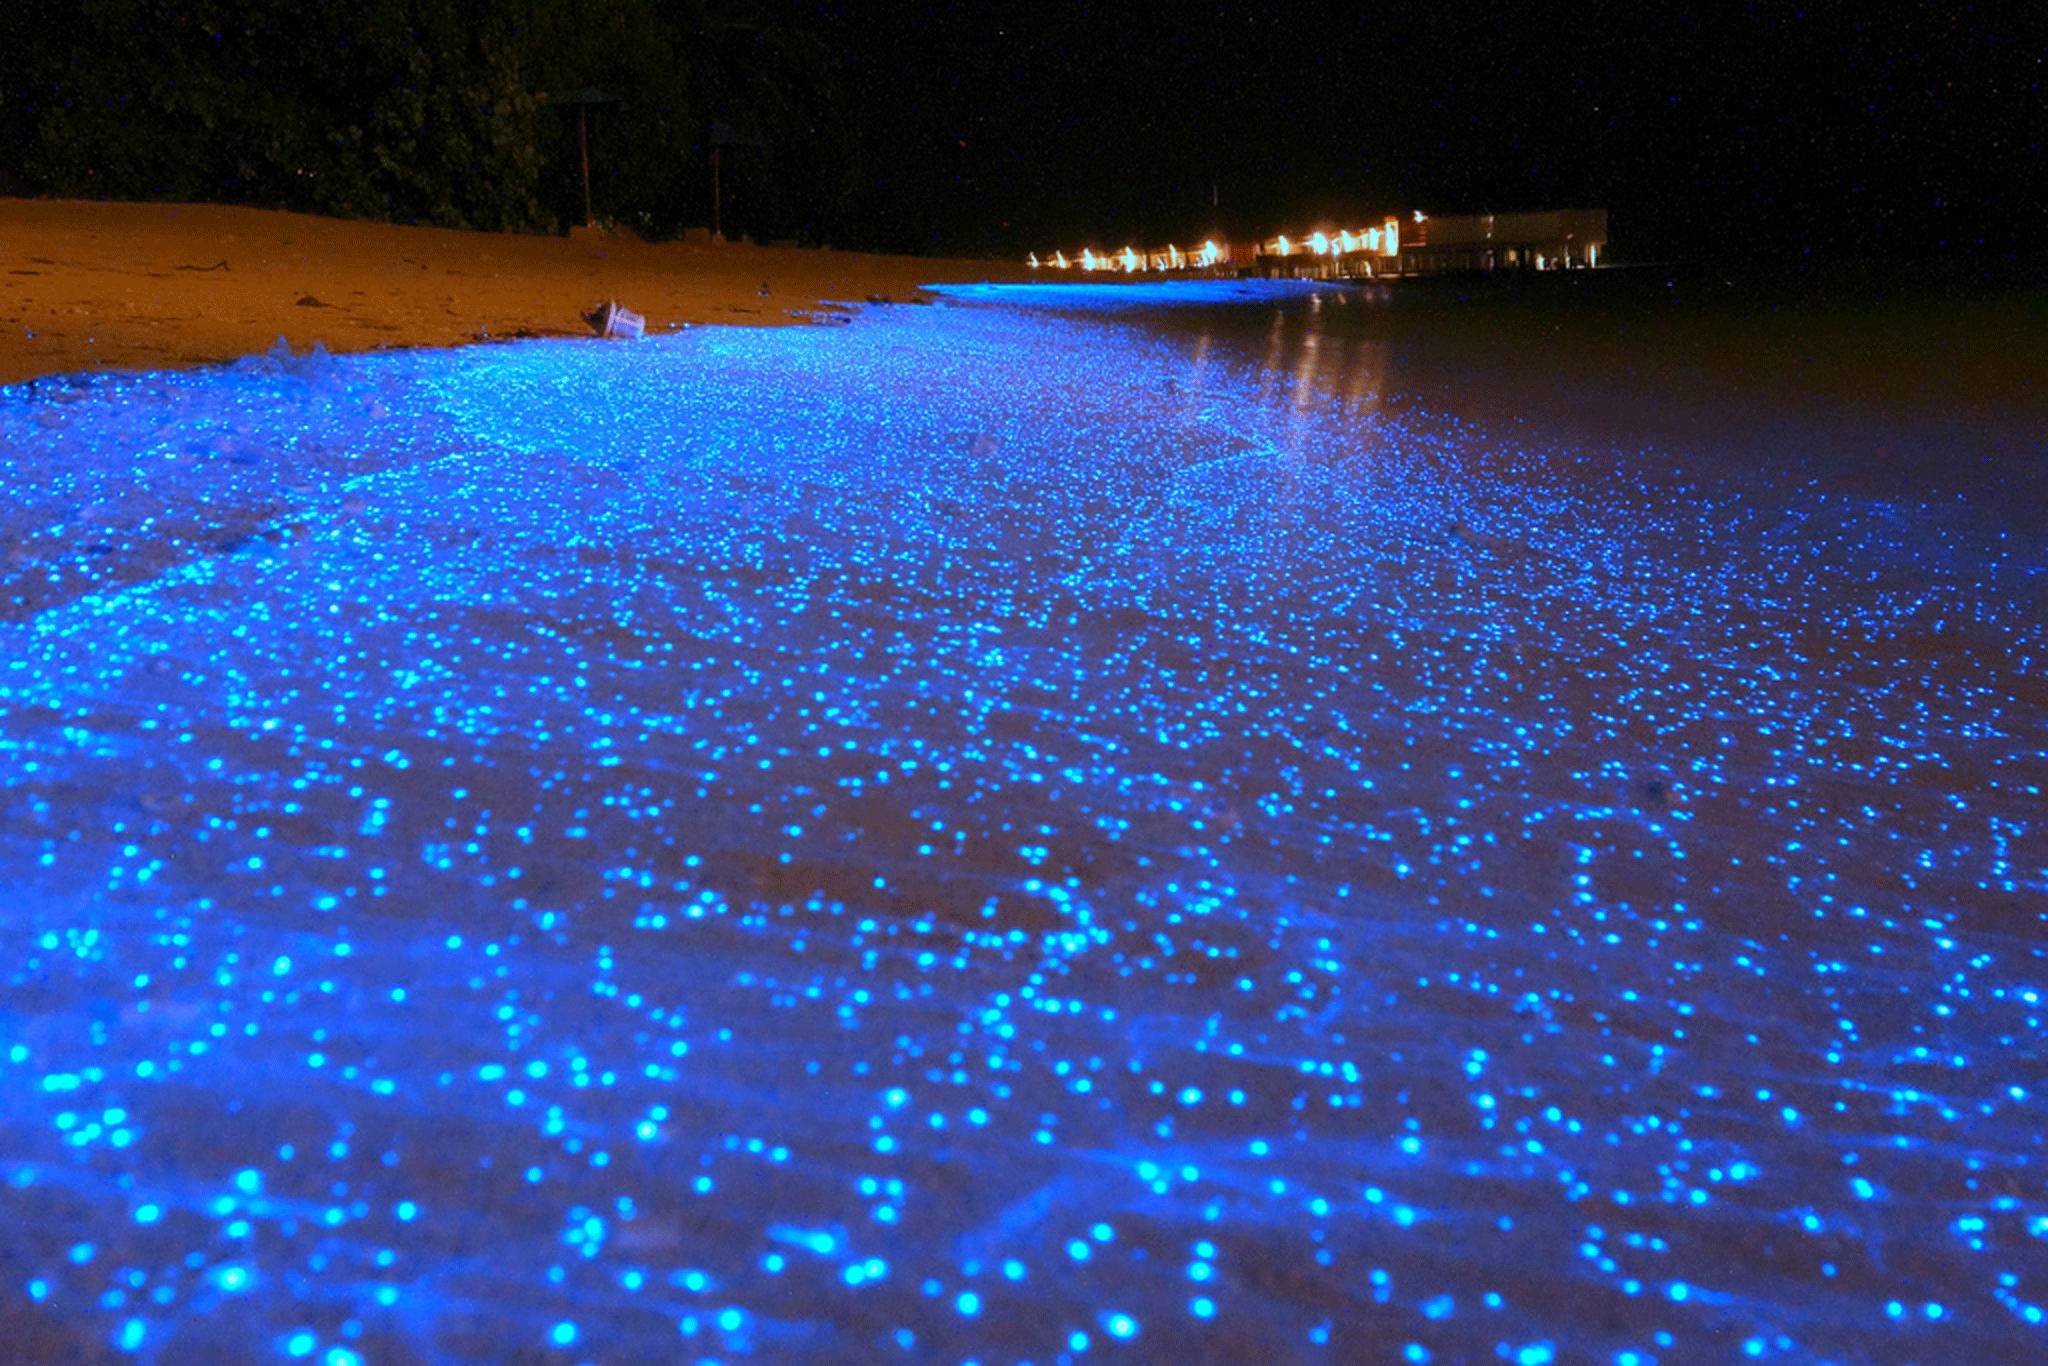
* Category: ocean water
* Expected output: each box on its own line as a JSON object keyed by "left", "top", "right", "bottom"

{"left": 1, "top": 283, "right": 2042, "bottom": 1362}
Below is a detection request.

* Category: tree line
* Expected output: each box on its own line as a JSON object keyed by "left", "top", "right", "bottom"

{"left": 1, "top": 0, "right": 881, "bottom": 246}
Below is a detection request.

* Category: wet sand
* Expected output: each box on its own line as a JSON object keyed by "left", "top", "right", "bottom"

{"left": 3, "top": 202, "right": 2044, "bottom": 1357}
{"left": 3, "top": 280, "right": 2043, "bottom": 1360}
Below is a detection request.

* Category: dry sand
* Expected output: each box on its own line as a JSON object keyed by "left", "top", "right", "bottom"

{"left": 0, "top": 199, "right": 1031, "bottom": 386}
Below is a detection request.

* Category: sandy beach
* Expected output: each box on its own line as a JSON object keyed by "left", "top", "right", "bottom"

{"left": 0, "top": 199, "right": 1031, "bottom": 387}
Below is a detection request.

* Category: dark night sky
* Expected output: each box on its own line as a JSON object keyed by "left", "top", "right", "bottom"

{"left": 831, "top": 2, "right": 2046, "bottom": 262}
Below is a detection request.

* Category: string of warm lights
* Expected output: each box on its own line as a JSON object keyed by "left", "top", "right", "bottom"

{"left": 1028, "top": 214, "right": 1414, "bottom": 272}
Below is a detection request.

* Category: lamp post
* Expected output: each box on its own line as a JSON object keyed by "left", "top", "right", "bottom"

{"left": 709, "top": 121, "right": 756, "bottom": 242}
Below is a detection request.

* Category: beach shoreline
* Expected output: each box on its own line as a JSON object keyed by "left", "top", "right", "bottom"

{"left": 0, "top": 198, "right": 1033, "bottom": 387}
{"left": 3, "top": 264, "right": 2042, "bottom": 1363}
{"left": 8, "top": 198, "right": 2041, "bottom": 433}
{"left": 7, "top": 200, "right": 2040, "bottom": 521}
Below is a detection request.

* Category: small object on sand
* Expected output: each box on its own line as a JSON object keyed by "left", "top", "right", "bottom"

{"left": 175, "top": 259, "right": 230, "bottom": 272}
{"left": 296, "top": 294, "right": 327, "bottom": 308}
{"left": 759, "top": 281, "right": 771, "bottom": 297}
{"left": 586, "top": 300, "right": 646, "bottom": 340}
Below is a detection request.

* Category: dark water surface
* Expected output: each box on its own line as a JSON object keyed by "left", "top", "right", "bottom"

{"left": 2, "top": 282, "right": 2043, "bottom": 1363}
{"left": 998, "top": 269, "right": 2048, "bottom": 504}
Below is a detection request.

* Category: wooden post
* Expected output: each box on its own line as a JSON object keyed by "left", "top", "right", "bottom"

{"left": 578, "top": 106, "right": 593, "bottom": 226}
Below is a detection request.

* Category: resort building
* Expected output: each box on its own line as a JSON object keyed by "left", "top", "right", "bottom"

{"left": 1389, "top": 209, "right": 1608, "bottom": 274}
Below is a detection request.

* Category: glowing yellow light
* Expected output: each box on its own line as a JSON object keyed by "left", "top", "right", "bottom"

{"left": 1121, "top": 246, "right": 1140, "bottom": 273}
{"left": 1384, "top": 217, "right": 1400, "bottom": 256}
{"left": 1027, "top": 252, "right": 1040, "bottom": 269}
{"left": 1337, "top": 230, "right": 1356, "bottom": 253}
{"left": 1275, "top": 235, "right": 1291, "bottom": 256}
{"left": 1081, "top": 248, "right": 1098, "bottom": 271}
{"left": 1413, "top": 209, "right": 1426, "bottom": 223}
{"left": 1589, "top": 244, "right": 1599, "bottom": 267}
{"left": 1310, "top": 231, "right": 1330, "bottom": 255}
{"left": 1053, "top": 250, "right": 1069, "bottom": 269}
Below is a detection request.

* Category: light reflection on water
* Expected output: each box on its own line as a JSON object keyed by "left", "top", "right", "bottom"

{"left": 0, "top": 286, "right": 2043, "bottom": 1360}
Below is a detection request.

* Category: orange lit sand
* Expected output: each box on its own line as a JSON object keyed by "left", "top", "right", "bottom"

{"left": 0, "top": 199, "right": 1030, "bottom": 386}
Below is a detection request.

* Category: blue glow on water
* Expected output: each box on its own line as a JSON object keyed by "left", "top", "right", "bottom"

{"left": 1, "top": 285, "right": 2044, "bottom": 1358}
{"left": 932, "top": 278, "right": 1338, "bottom": 312}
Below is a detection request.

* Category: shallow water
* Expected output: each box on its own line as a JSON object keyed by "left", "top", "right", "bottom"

{"left": 1, "top": 284, "right": 2043, "bottom": 1362}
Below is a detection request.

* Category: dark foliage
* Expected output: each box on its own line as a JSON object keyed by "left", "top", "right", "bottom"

{"left": 5, "top": 2, "right": 2034, "bottom": 261}
{"left": 0, "top": 0, "right": 852, "bottom": 243}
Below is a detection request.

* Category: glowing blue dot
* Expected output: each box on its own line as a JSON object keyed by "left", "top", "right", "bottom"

{"left": 1102, "top": 1312, "right": 1138, "bottom": 1340}
{"left": 956, "top": 1290, "right": 981, "bottom": 1317}
{"left": 550, "top": 1321, "right": 577, "bottom": 1348}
